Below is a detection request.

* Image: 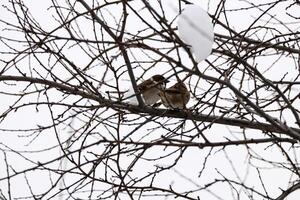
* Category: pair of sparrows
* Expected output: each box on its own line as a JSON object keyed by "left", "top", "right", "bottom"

{"left": 137, "top": 75, "right": 190, "bottom": 109}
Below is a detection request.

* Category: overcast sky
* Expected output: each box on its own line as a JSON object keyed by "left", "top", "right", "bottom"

{"left": 1, "top": 0, "right": 300, "bottom": 199}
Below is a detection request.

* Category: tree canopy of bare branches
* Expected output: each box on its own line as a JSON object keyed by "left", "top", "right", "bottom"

{"left": 1, "top": 0, "right": 300, "bottom": 199}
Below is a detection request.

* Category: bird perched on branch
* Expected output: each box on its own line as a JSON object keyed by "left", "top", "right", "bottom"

{"left": 137, "top": 75, "right": 169, "bottom": 106}
{"left": 159, "top": 80, "right": 190, "bottom": 109}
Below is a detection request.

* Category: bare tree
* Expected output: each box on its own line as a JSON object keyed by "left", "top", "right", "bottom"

{"left": 1, "top": 0, "right": 300, "bottom": 199}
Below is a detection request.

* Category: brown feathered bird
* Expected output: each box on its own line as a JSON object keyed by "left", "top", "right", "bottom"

{"left": 137, "top": 75, "right": 169, "bottom": 105}
{"left": 159, "top": 80, "right": 190, "bottom": 109}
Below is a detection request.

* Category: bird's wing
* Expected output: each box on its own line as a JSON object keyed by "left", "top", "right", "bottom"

{"left": 164, "top": 87, "right": 182, "bottom": 94}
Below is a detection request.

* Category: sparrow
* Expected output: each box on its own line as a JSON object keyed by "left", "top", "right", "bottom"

{"left": 137, "top": 75, "right": 169, "bottom": 105}
{"left": 159, "top": 80, "right": 190, "bottom": 109}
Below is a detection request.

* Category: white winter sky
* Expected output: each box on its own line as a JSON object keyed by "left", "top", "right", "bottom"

{"left": 0, "top": 0, "right": 300, "bottom": 200}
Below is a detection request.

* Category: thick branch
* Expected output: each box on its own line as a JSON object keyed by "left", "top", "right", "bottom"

{"left": 99, "top": 137, "right": 297, "bottom": 148}
{"left": 1, "top": 75, "right": 300, "bottom": 138}
{"left": 276, "top": 182, "right": 300, "bottom": 200}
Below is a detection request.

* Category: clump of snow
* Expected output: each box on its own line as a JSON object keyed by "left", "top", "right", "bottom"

{"left": 178, "top": 5, "right": 214, "bottom": 63}
{"left": 124, "top": 87, "right": 139, "bottom": 105}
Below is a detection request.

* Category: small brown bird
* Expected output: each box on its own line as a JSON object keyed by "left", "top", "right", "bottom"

{"left": 159, "top": 80, "right": 190, "bottom": 109}
{"left": 137, "top": 75, "right": 169, "bottom": 105}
